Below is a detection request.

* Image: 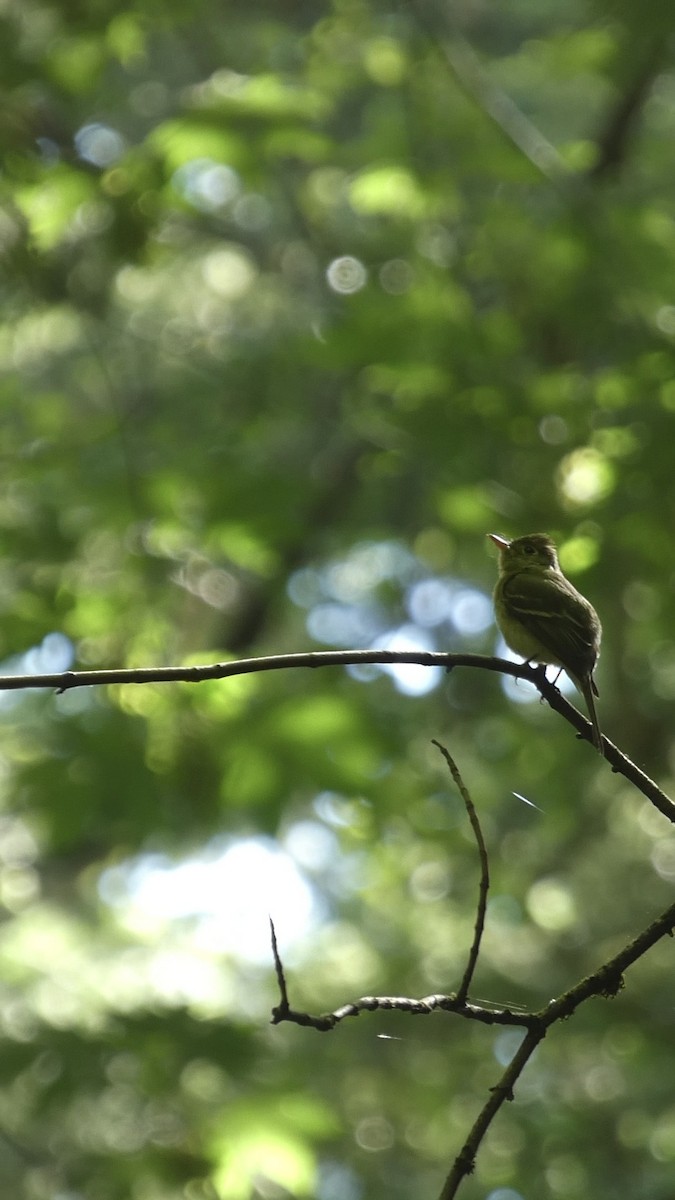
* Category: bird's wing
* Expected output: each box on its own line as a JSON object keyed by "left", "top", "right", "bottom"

{"left": 502, "top": 571, "right": 598, "bottom": 680}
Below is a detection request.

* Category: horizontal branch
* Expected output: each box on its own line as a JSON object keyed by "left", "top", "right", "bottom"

{"left": 270, "top": 988, "right": 541, "bottom": 1032}
{"left": 271, "top": 899, "right": 675, "bottom": 1037}
{"left": 4, "top": 649, "right": 672, "bottom": 824}
{"left": 0, "top": 650, "right": 506, "bottom": 692}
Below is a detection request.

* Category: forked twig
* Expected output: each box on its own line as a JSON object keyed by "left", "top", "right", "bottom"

{"left": 269, "top": 732, "right": 675, "bottom": 1200}
{"left": 437, "top": 896, "right": 675, "bottom": 1198}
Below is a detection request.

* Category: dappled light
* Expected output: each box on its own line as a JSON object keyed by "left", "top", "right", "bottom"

{"left": 290, "top": 539, "right": 494, "bottom": 696}
{"left": 326, "top": 256, "right": 368, "bottom": 295}
{"left": 100, "top": 837, "right": 319, "bottom": 967}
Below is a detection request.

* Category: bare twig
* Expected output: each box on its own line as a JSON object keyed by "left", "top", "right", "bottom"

{"left": 271, "top": 989, "right": 541, "bottom": 1032}
{"left": 270, "top": 897, "right": 675, "bottom": 1194}
{"left": 269, "top": 886, "right": 675, "bottom": 1196}
{"left": 432, "top": 741, "right": 489, "bottom": 1005}
{"left": 269, "top": 917, "right": 290, "bottom": 1013}
{"left": 0, "top": 650, "right": 672, "bottom": 822}
{"left": 545, "top": 898, "right": 675, "bottom": 1020}
{"left": 531, "top": 667, "right": 675, "bottom": 824}
{"left": 269, "top": 738, "right": 675, "bottom": 1200}
{"left": 439, "top": 1024, "right": 545, "bottom": 1198}
{"left": 436, "top": 895, "right": 675, "bottom": 1197}
{"left": 0, "top": 649, "right": 499, "bottom": 692}
{"left": 264, "top": 707, "right": 675, "bottom": 1200}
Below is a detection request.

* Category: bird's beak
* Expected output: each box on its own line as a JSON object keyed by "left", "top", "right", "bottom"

{"left": 488, "top": 534, "right": 510, "bottom": 550}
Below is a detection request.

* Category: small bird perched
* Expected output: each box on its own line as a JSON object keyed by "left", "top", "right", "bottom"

{"left": 489, "top": 532, "right": 603, "bottom": 752}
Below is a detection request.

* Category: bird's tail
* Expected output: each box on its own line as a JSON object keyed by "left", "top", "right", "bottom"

{"left": 580, "top": 675, "right": 602, "bottom": 753}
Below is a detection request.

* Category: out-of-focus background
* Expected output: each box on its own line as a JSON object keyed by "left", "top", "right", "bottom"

{"left": 0, "top": 0, "right": 674, "bottom": 1197}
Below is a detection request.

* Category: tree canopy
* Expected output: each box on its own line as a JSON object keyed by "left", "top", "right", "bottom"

{"left": 1, "top": 0, "right": 675, "bottom": 1197}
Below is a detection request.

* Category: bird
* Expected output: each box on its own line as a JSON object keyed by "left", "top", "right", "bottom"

{"left": 489, "top": 532, "right": 603, "bottom": 752}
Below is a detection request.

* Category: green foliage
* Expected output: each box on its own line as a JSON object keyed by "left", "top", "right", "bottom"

{"left": 0, "top": 0, "right": 674, "bottom": 1197}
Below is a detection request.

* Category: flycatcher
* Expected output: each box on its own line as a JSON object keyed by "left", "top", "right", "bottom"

{"left": 489, "top": 533, "right": 603, "bottom": 752}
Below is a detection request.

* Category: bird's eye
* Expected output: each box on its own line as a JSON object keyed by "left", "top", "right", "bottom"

{"left": 523, "top": 544, "right": 535, "bottom": 555}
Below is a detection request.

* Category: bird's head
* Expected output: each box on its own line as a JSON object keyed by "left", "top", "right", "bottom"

{"left": 488, "top": 533, "right": 560, "bottom": 573}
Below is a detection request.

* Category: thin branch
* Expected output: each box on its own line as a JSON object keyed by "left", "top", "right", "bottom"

{"left": 270, "top": 885, "right": 675, "bottom": 1037}
{"left": 438, "top": 1024, "right": 545, "bottom": 1199}
{"left": 410, "top": 0, "right": 572, "bottom": 188}
{"left": 266, "top": 731, "right": 675, "bottom": 1200}
{"left": 269, "top": 917, "right": 290, "bottom": 1013}
{"left": 270, "top": 852, "right": 675, "bottom": 1195}
{"left": 2, "top": 649, "right": 671, "bottom": 823}
{"left": 432, "top": 741, "right": 489, "bottom": 1006}
{"left": 532, "top": 667, "right": 675, "bottom": 824}
{"left": 545, "top": 897, "right": 675, "bottom": 1022}
{"left": 271, "top": 988, "right": 541, "bottom": 1032}
{"left": 436, "top": 895, "right": 675, "bottom": 1198}
{"left": 0, "top": 649, "right": 496, "bottom": 692}
{"left": 434, "top": 34, "right": 570, "bottom": 186}
{"left": 269, "top": 902, "right": 675, "bottom": 1194}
